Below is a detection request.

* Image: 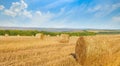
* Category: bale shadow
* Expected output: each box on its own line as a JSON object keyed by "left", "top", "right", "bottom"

{"left": 69, "top": 53, "right": 76, "bottom": 59}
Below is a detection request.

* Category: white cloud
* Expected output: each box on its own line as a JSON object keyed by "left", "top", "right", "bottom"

{"left": 0, "top": 0, "right": 82, "bottom": 28}
{"left": 112, "top": 16, "right": 120, "bottom": 22}
{"left": 35, "top": 11, "right": 42, "bottom": 16}
{"left": 22, "top": 10, "right": 32, "bottom": 18}
{"left": 20, "top": 0, "right": 28, "bottom": 8}
{"left": 0, "top": 5, "right": 4, "bottom": 10}
{"left": 0, "top": 0, "right": 56, "bottom": 27}
{"left": 3, "top": 0, "right": 31, "bottom": 18}
{"left": 31, "top": 11, "right": 54, "bottom": 23}
{"left": 4, "top": 10, "right": 17, "bottom": 17}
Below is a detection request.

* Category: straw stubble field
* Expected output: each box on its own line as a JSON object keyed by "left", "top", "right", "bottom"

{"left": 0, "top": 36, "right": 80, "bottom": 66}
{"left": 0, "top": 35, "right": 120, "bottom": 66}
{"left": 75, "top": 35, "right": 120, "bottom": 66}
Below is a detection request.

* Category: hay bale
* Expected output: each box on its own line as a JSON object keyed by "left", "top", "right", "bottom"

{"left": 43, "top": 35, "right": 50, "bottom": 40}
{"left": 56, "top": 35, "right": 60, "bottom": 40}
{"left": 17, "top": 34, "right": 20, "bottom": 36}
{"left": 56, "top": 35, "right": 59, "bottom": 37}
{"left": 47, "top": 35, "right": 50, "bottom": 37}
{"left": 59, "top": 34, "right": 70, "bottom": 43}
{"left": 75, "top": 36, "right": 120, "bottom": 66}
{"left": 35, "top": 33, "right": 44, "bottom": 40}
{"left": 5, "top": 34, "right": 9, "bottom": 37}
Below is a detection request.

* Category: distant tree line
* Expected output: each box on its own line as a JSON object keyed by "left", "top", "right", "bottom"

{"left": 41, "top": 31, "right": 97, "bottom": 36}
{"left": 97, "top": 32, "right": 120, "bottom": 35}
{"left": 0, "top": 30, "right": 97, "bottom": 36}
{"left": 0, "top": 30, "right": 39, "bottom": 36}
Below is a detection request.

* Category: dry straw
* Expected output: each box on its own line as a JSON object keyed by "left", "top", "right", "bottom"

{"left": 75, "top": 36, "right": 120, "bottom": 66}
{"left": 59, "top": 34, "right": 70, "bottom": 43}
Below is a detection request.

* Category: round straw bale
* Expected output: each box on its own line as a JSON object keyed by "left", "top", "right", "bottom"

{"left": 47, "top": 35, "right": 50, "bottom": 37}
{"left": 5, "top": 34, "right": 9, "bottom": 37}
{"left": 75, "top": 36, "right": 120, "bottom": 66}
{"left": 56, "top": 35, "right": 59, "bottom": 37}
{"left": 59, "top": 34, "right": 70, "bottom": 43}
{"left": 35, "top": 33, "right": 44, "bottom": 40}
{"left": 17, "top": 34, "right": 20, "bottom": 36}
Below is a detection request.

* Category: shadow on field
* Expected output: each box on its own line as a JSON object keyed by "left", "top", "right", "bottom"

{"left": 70, "top": 53, "right": 76, "bottom": 59}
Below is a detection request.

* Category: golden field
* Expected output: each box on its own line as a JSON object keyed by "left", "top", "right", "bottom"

{"left": 0, "top": 35, "right": 120, "bottom": 66}
{"left": 75, "top": 35, "right": 120, "bottom": 66}
{"left": 0, "top": 36, "right": 80, "bottom": 66}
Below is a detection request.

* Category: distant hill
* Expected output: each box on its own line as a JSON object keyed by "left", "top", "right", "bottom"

{"left": 0, "top": 26, "right": 120, "bottom": 32}
{"left": 0, "top": 27, "right": 81, "bottom": 32}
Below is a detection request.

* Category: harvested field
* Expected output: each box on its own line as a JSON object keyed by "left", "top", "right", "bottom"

{"left": 0, "top": 35, "right": 120, "bottom": 66}
{"left": 75, "top": 35, "right": 120, "bottom": 66}
{"left": 0, "top": 36, "right": 79, "bottom": 66}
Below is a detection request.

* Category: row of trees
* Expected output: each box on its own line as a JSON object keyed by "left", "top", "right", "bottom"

{"left": 0, "top": 30, "right": 39, "bottom": 36}
{"left": 0, "top": 30, "right": 97, "bottom": 36}
{"left": 40, "top": 31, "right": 97, "bottom": 36}
{"left": 97, "top": 32, "right": 120, "bottom": 34}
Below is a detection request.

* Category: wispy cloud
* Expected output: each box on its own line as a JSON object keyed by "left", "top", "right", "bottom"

{"left": 87, "top": 3, "right": 120, "bottom": 17}
{"left": 44, "top": 0, "right": 74, "bottom": 9}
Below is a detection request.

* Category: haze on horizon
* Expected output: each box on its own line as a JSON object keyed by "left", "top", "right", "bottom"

{"left": 0, "top": 0, "right": 120, "bottom": 29}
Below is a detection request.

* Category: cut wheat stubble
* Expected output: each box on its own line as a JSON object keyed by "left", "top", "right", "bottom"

{"left": 75, "top": 36, "right": 120, "bottom": 66}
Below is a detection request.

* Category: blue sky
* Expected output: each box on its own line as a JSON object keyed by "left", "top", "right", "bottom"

{"left": 0, "top": 0, "right": 120, "bottom": 29}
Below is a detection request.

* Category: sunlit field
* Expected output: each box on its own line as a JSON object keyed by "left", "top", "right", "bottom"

{"left": 75, "top": 35, "right": 120, "bottom": 66}
{"left": 0, "top": 36, "right": 80, "bottom": 66}
{"left": 0, "top": 35, "right": 120, "bottom": 66}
